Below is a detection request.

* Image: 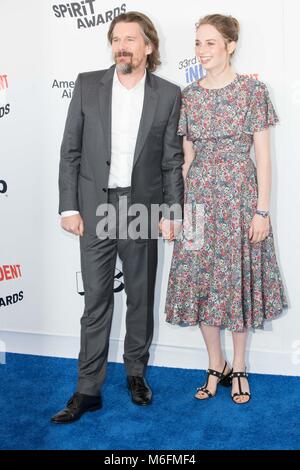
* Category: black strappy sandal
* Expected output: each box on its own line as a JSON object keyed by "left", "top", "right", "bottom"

{"left": 195, "top": 361, "right": 233, "bottom": 400}
{"left": 230, "top": 371, "right": 251, "bottom": 404}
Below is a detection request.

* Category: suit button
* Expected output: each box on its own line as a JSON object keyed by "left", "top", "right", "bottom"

{"left": 106, "top": 161, "right": 111, "bottom": 166}
{"left": 102, "top": 188, "right": 107, "bottom": 192}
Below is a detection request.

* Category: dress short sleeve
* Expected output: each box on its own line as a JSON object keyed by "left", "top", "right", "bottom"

{"left": 177, "top": 92, "right": 194, "bottom": 141}
{"left": 243, "top": 81, "right": 279, "bottom": 134}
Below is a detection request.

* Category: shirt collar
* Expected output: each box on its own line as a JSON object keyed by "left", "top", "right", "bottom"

{"left": 113, "top": 68, "right": 146, "bottom": 92}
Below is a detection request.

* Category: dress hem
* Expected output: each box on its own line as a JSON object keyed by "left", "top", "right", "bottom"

{"left": 165, "top": 303, "right": 288, "bottom": 332}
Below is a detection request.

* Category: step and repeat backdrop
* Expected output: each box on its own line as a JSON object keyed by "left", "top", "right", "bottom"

{"left": 1, "top": 0, "right": 299, "bottom": 374}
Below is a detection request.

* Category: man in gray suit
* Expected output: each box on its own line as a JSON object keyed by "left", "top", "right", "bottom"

{"left": 52, "top": 11, "right": 184, "bottom": 424}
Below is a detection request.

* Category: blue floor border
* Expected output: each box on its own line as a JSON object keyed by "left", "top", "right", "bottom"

{"left": 0, "top": 353, "right": 299, "bottom": 450}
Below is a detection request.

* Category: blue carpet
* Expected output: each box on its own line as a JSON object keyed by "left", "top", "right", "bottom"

{"left": 0, "top": 353, "right": 299, "bottom": 450}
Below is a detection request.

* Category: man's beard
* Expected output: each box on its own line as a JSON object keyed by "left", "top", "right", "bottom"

{"left": 114, "top": 51, "right": 134, "bottom": 74}
{"left": 116, "top": 62, "right": 133, "bottom": 74}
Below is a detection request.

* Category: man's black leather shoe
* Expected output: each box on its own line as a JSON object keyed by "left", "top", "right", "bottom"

{"left": 127, "top": 376, "right": 152, "bottom": 406}
{"left": 51, "top": 392, "right": 102, "bottom": 424}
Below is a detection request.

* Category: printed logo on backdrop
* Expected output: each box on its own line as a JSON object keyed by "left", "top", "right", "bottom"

{"left": 52, "top": 79, "right": 75, "bottom": 99}
{"left": 76, "top": 269, "right": 124, "bottom": 296}
{"left": 0, "top": 265, "right": 24, "bottom": 309}
{"left": 0, "top": 74, "right": 10, "bottom": 119}
{"left": 179, "top": 56, "right": 205, "bottom": 85}
{"left": 0, "top": 180, "right": 8, "bottom": 197}
{"left": 178, "top": 56, "right": 260, "bottom": 85}
{"left": 52, "top": 0, "right": 126, "bottom": 29}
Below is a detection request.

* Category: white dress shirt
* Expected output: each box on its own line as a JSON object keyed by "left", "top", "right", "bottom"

{"left": 61, "top": 69, "right": 146, "bottom": 218}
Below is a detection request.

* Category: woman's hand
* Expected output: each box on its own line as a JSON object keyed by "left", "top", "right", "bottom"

{"left": 249, "top": 214, "right": 270, "bottom": 244}
{"left": 159, "top": 218, "right": 182, "bottom": 242}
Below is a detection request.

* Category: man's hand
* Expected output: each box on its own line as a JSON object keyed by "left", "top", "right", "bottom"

{"left": 159, "top": 218, "right": 182, "bottom": 242}
{"left": 61, "top": 213, "right": 84, "bottom": 236}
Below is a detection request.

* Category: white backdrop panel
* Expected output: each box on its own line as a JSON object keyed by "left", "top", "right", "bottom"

{"left": 0, "top": 0, "right": 299, "bottom": 375}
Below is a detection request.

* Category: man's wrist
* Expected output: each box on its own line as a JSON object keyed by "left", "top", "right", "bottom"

{"left": 61, "top": 210, "right": 80, "bottom": 217}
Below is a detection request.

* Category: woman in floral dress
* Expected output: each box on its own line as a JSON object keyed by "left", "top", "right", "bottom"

{"left": 165, "top": 14, "right": 288, "bottom": 404}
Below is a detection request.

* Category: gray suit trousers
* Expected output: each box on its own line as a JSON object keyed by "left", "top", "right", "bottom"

{"left": 77, "top": 187, "right": 158, "bottom": 396}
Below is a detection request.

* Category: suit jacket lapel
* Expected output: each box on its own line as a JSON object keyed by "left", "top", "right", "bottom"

{"left": 133, "top": 71, "right": 159, "bottom": 168}
{"left": 98, "top": 65, "right": 115, "bottom": 161}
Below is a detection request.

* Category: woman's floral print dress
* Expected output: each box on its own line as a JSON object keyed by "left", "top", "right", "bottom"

{"left": 165, "top": 74, "right": 288, "bottom": 332}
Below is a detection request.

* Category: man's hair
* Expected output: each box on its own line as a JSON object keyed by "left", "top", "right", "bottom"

{"left": 107, "top": 11, "right": 161, "bottom": 72}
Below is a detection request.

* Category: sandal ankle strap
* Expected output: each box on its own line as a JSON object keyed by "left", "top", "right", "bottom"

{"left": 207, "top": 369, "right": 224, "bottom": 379}
{"left": 207, "top": 361, "right": 228, "bottom": 380}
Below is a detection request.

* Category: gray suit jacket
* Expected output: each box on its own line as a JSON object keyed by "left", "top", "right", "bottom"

{"left": 58, "top": 65, "right": 184, "bottom": 233}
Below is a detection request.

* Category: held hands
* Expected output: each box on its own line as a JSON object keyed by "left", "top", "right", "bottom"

{"left": 249, "top": 214, "right": 270, "bottom": 244}
{"left": 182, "top": 163, "right": 190, "bottom": 182}
{"left": 60, "top": 214, "right": 270, "bottom": 243}
{"left": 159, "top": 218, "right": 182, "bottom": 242}
{"left": 60, "top": 215, "right": 182, "bottom": 240}
{"left": 61, "top": 214, "right": 84, "bottom": 237}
